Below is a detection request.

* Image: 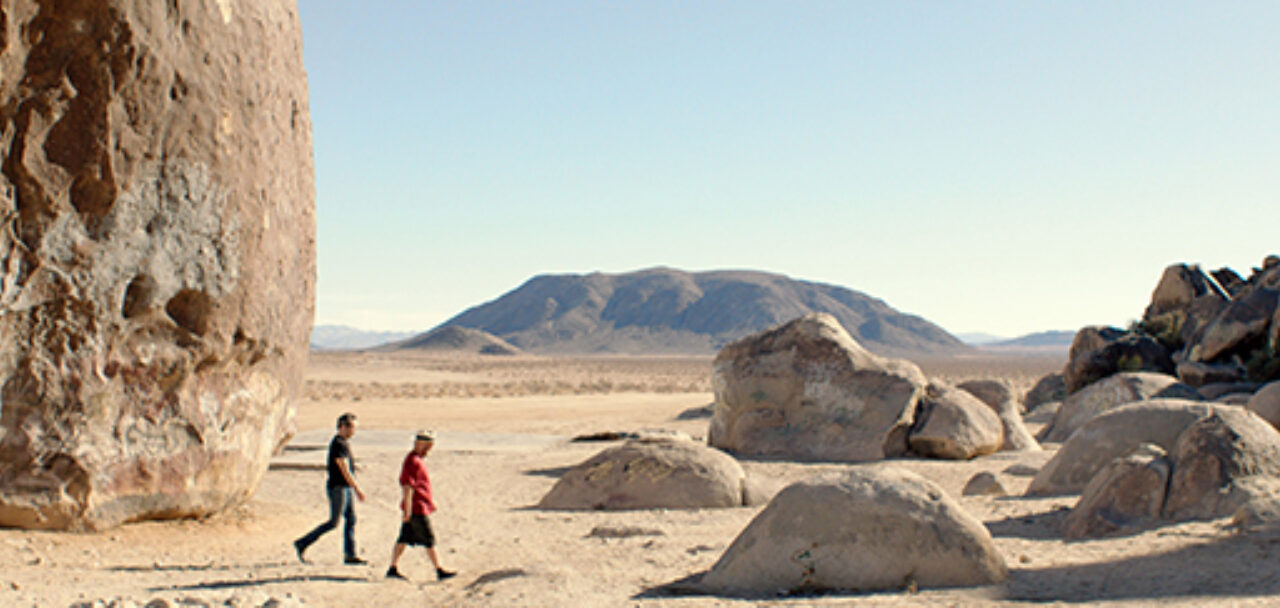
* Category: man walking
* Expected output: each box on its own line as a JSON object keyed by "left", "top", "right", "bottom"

{"left": 294, "top": 412, "right": 366, "bottom": 564}
{"left": 386, "top": 430, "right": 456, "bottom": 581}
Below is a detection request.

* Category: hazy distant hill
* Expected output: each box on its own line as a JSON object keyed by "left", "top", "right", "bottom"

{"left": 978, "top": 330, "right": 1074, "bottom": 355}
{"left": 386, "top": 326, "right": 522, "bottom": 355}
{"left": 311, "top": 325, "right": 414, "bottom": 350}
{"left": 957, "top": 332, "right": 1006, "bottom": 345}
{"left": 434, "top": 267, "right": 968, "bottom": 356}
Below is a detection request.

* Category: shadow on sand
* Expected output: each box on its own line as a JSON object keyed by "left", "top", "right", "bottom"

{"left": 636, "top": 531, "right": 1280, "bottom": 603}
{"left": 149, "top": 574, "right": 368, "bottom": 592}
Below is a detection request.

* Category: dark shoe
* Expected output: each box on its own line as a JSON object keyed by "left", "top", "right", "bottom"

{"left": 436, "top": 567, "right": 456, "bottom": 581}
{"left": 344, "top": 556, "right": 368, "bottom": 565}
{"left": 293, "top": 539, "right": 307, "bottom": 564}
{"left": 386, "top": 566, "right": 407, "bottom": 580}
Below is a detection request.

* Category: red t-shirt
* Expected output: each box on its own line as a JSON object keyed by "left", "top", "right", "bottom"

{"left": 399, "top": 452, "right": 436, "bottom": 515}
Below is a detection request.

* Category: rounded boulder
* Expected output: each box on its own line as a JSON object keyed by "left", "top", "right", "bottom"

{"left": 538, "top": 439, "right": 747, "bottom": 510}
{"left": 701, "top": 467, "right": 1007, "bottom": 595}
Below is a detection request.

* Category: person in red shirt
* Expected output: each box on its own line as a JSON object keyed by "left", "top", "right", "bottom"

{"left": 386, "top": 429, "right": 456, "bottom": 581}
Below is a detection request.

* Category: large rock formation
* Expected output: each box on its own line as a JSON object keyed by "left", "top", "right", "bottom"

{"left": 1061, "top": 257, "right": 1280, "bottom": 397}
{"left": 709, "top": 314, "right": 927, "bottom": 461}
{"left": 700, "top": 468, "right": 1007, "bottom": 595}
{"left": 537, "top": 439, "right": 749, "bottom": 510}
{"left": 0, "top": 1, "right": 314, "bottom": 529}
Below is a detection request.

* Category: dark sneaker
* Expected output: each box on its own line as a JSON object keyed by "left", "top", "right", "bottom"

{"left": 344, "top": 556, "right": 368, "bottom": 565}
{"left": 386, "top": 566, "right": 407, "bottom": 580}
{"left": 293, "top": 539, "right": 307, "bottom": 564}
{"left": 436, "top": 567, "right": 456, "bottom": 581}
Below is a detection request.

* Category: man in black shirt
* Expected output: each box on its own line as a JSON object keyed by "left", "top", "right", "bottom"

{"left": 294, "top": 412, "right": 367, "bottom": 564}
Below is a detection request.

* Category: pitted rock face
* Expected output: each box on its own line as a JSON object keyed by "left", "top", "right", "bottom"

{"left": 0, "top": 1, "right": 314, "bottom": 530}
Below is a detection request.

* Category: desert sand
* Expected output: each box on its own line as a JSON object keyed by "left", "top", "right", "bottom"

{"left": 3, "top": 351, "right": 1279, "bottom": 607}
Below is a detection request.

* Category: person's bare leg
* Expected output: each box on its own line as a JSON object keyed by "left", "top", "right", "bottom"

{"left": 425, "top": 547, "right": 443, "bottom": 569}
{"left": 390, "top": 543, "right": 407, "bottom": 568}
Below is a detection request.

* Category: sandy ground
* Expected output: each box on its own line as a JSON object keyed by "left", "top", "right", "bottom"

{"left": 4, "top": 351, "right": 1280, "bottom": 607}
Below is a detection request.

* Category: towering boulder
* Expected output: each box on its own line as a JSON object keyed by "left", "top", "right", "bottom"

{"left": 709, "top": 314, "right": 927, "bottom": 462}
{"left": 0, "top": 1, "right": 314, "bottom": 529}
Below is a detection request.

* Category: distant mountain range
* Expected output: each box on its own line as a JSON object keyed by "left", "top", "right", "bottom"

{"left": 962, "top": 329, "right": 1074, "bottom": 354}
{"left": 310, "top": 325, "right": 414, "bottom": 350}
{"left": 422, "top": 267, "right": 968, "bottom": 356}
{"left": 381, "top": 326, "right": 522, "bottom": 355}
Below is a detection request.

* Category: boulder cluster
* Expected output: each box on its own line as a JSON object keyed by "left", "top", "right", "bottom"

{"left": 708, "top": 313, "right": 1036, "bottom": 462}
{"left": 1066, "top": 256, "right": 1280, "bottom": 394}
{"left": 540, "top": 313, "right": 1022, "bottom": 596}
{"left": 1023, "top": 255, "right": 1280, "bottom": 539}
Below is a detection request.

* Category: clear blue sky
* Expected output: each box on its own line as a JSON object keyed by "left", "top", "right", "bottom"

{"left": 298, "top": 1, "right": 1278, "bottom": 337}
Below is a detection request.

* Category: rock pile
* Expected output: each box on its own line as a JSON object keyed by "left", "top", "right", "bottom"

{"left": 0, "top": 1, "right": 314, "bottom": 530}
{"left": 1063, "top": 256, "right": 1280, "bottom": 398}
{"left": 1045, "top": 404, "right": 1280, "bottom": 538}
{"left": 710, "top": 314, "right": 1029, "bottom": 462}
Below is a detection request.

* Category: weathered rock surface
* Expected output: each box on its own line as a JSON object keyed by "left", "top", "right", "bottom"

{"left": 0, "top": 1, "right": 314, "bottom": 529}
{"left": 959, "top": 378, "right": 1039, "bottom": 452}
{"left": 1163, "top": 408, "right": 1280, "bottom": 521}
{"left": 908, "top": 382, "right": 1003, "bottom": 460}
{"left": 1177, "top": 360, "right": 1246, "bottom": 387}
{"left": 1198, "top": 382, "right": 1261, "bottom": 401}
{"left": 1040, "top": 372, "right": 1198, "bottom": 443}
{"left": 1230, "top": 478, "right": 1280, "bottom": 534}
{"left": 957, "top": 379, "right": 1017, "bottom": 413}
{"left": 709, "top": 314, "right": 927, "bottom": 461}
{"left": 1064, "top": 327, "right": 1174, "bottom": 394}
{"left": 1028, "top": 400, "right": 1212, "bottom": 496}
{"left": 701, "top": 468, "right": 1006, "bottom": 595}
{"left": 538, "top": 439, "right": 748, "bottom": 510}
{"left": 1024, "top": 372, "right": 1065, "bottom": 411}
{"left": 1063, "top": 443, "right": 1171, "bottom": 538}
{"left": 1188, "top": 288, "right": 1280, "bottom": 364}
{"left": 1141, "top": 264, "right": 1231, "bottom": 351}
{"left": 1246, "top": 381, "right": 1280, "bottom": 430}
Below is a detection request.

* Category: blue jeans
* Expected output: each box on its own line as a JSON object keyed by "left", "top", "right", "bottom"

{"left": 296, "top": 485, "right": 356, "bottom": 558}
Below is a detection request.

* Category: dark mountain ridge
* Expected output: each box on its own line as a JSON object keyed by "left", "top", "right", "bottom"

{"left": 428, "top": 267, "right": 967, "bottom": 356}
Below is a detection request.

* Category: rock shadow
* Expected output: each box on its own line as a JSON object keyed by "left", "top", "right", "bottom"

{"left": 149, "top": 574, "right": 367, "bottom": 592}
{"left": 1004, "top": 533, "right": 1280, "bottom": 602}
{"left": 521, "top": 465, "right": 572, "bottom": 478}
{"left": 985, "top": 506, "right": 1071, "bottom": 540}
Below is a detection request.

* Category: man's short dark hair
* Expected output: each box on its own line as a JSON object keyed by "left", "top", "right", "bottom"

{"left": 337, "top": 413, "right": 357, "bottom": 429}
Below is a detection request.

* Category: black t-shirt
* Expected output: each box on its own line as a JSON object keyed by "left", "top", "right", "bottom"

{"left": 326, "top": 435, "right": 353, "bottom": 488}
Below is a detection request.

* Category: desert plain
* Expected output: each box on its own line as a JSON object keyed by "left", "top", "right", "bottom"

{"left": 3, "top": 350, "right": 1280, "bottom": 607}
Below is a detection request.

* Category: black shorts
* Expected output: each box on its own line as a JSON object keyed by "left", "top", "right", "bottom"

{"left": 397, "top": 514, "right": 435, "bottom": 547}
